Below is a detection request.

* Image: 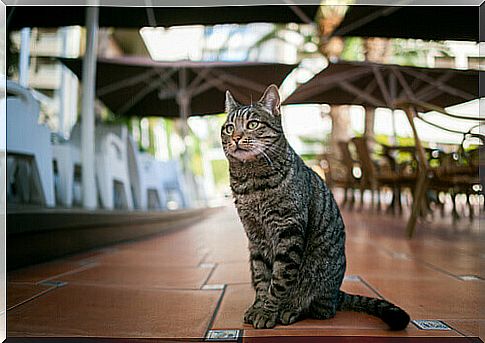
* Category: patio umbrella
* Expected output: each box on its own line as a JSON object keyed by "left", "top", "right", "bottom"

{"left": 283, "top": 60, "right": 482, "bottom": 238}
{"left": 331, "top": 5, "right": 479, "bottom": 42}
{"left": 60, "top": 56, "right": 297, "bottom": 118}
{"left": 60, "top": 56, "right": 296, "bottom": 199}
{"left": 6, "top": 5, "right": 319, "bottom": 29}
{"left": 283, "top": 61, "right": 481, "bottom": 111}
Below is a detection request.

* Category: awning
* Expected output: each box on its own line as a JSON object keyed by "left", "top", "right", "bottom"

{"left": 7, "top": 5, "right": 319, "bottom": 29}
{"left": 332, "top": 6, "right": 479, "bottom": 42}
{"left": 60, "top": 56, "right": 297, "bottom": 118}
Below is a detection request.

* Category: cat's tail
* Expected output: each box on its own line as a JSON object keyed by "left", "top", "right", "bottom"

{"left": 337, "top": 290, "right": 410, "bottom": 330}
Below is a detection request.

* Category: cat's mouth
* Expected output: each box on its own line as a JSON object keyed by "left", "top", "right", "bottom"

{"left": 228, "top": 146, "right": 259, "bottom": 161}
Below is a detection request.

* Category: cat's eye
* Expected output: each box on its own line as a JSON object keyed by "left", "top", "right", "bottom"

{"left": 224, "top": 124, "right": 234, "bottom": 135}
{"left": 247, "top": 121, "right": 260, "bottom": 130}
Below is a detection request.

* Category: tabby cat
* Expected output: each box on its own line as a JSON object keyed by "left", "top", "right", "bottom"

{"left": 221, "top": 84, "right": 410, "bottom": 330}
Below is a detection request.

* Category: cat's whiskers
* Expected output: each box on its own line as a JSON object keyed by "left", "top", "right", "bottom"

{"left": 251, "top": 145, "right": 274, "bottom": 167}
{"left": 251, "top": 141, "right": 286, "bottom": 158}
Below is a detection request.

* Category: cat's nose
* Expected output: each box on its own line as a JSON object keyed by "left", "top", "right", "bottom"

{"left": 233, "top": 134, "right": 242, "bottom": 144}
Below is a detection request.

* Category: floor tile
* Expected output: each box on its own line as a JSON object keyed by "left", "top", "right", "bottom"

{"left": 8, "top": 284, "right": 221, "bottom": 338}
{"left": 242, "top": 325, "right": 462, "bottom": 339}
{"left": 7, "top": 206, "right": 483, "bottom": 339}
{"left": 212, "top": 280, "right": 380, "bottom": 330}
{"left": 96, "top": 249, "right": 204, "bottom": 267}
{"left": 363, "top": 277, "right": 481, "bottom": 320}
{"left": 412, "top": 252, "right": 485, "bottom": 279}
{"left": 445, "top": 319, "right": 485, "bottom": 340}
{"left": 8, "top": 261, "right": 92, "bottom": 283}
{"left": 346, "top": 252, "right": 450, "bottom": 281}
{"left": 208, "top": 262, "right": 251, "bottom": 285}
{"left": 53, "top": 264, "right": 212, "bottom": 290}
{"left": 211, "top": 283, "right": 254, "bottom": 329}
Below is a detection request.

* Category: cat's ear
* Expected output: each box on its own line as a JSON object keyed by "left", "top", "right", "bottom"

{"left": 225, "top": 90, "right": 239, "bottom": 114}
{"left": 259, "top": 84, "right": 281, "bottom": 116}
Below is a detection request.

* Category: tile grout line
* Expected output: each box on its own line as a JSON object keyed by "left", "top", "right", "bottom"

{"left": 7, "top": 285, "right": 59, "bottom": 312}
{"left": 199, "top": 251, "right": 212, "bottom": 265}
{"left": 441, "top": 321, "right": 469, "bottom": 337}
{"left": 357, "top": 276, "right": 387, "bottom": 300}
{"left": 367, "top": 241, "right": 465, "bottom": 281}
{"left": 204, "top": 284, "right": 227, "bottom": 338}
{"left": 201, "top": 263, "right": 218, "bottom": 288}
{"left": 34, "top": 261, "right": 100, "bottom": 285}
{"left": 412, "top": 259, "right": 467, "bottom": 281}
{"left": 34, "top": 280, "right": 209, "bottom": 292}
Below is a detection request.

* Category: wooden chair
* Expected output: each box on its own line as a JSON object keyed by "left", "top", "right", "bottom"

{"left": 352, "top": 137, "right": 416, "bottom": 212}
{"left": 319, "top": 151, "right": 355, "bottom": 207}
{"left": 337, "top": 141, "right": 361, "bottom": 208}
{"left": 432, "top": 136, "right": 482, "bottom": 220}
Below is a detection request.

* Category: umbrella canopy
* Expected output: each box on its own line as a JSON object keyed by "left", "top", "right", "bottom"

{"left": 60, "top": 56, "right": 296, "bottom": 118}
{"left": 7, "top": 5, "right": 319, "bottom": 29}
{"left": 283, "top": 61, "right": 481, "bottom": 112}
{"left": 332, "top": 6, "right": 479, "bottom": 42}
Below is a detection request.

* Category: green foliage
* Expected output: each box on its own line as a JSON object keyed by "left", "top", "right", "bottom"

{"left": 211, "top": 159, "right": 230, "bottom": 191}
{"left": 299, "top": 134, "right": 330, "bottom": 146}
{"left": 244, "top": 23, "right": 320, "bottom": 61}
{"left": 390, "top": 39, "right": 450, "bottom": 67}
{"left": 341, "top": 37, "right": 364, "bottom": 61}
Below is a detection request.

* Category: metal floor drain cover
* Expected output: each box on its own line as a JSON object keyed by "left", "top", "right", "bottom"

{"left": 206, "top": 329, "right": 241, "bottom": 341}
{"left": 344, "top": 275, "right": 360, "bottom": 282}
{"left": 413, "top": 320, "right": 451, "bottom": 331}
{"left": 457, "top": 275, "right": 482, "bottom": 281}
{"left": 202, "top": 284, "right": 225, "bottom": 290}
{"left": 39, "top": 280, "right": 68, "bottom": 287}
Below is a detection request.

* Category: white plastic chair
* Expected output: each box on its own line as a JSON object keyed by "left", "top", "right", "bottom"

{"left": 160, "top": 160, "right": 188, "bottom": 209}
{"left": 136, "top": 151, "right": 168, "bottom": 210}
{"left": 52, "top": 142, "right": 80, "bottom": 207}
{"left": 100, "top": 125, "right": 171, "bottom": 210}
{"left": 6, "top": 81, "right": 55, "bottom": 207}
{"left": 53, "top": 124, "right": 133, "bottom": 210}
{"left": 95, "top": 130, "right": 133, "bottom": 210}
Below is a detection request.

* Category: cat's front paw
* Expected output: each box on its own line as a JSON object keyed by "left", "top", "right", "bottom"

{"left": 252, "top": 308, "right": 278, "bottom": 329}
{"left": 279, "top": 309, "right": 301, "bottom": 325}
{"left": 243, "top": 303, "right": 263, "bottom": 324}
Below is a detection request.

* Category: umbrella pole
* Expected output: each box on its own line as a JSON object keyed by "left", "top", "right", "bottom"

{"left": 404, "top": 106, "right": 429, "bottom": 238}
{"left": 179, "top": 93, "right": 191, "bottom": 171}
{"left": 81, "top": 7, "right": 99, "bottom": 209}
{"left": 178, "top": 67, "right": 190, "bottom": 171}
{"left": 18, "top": 28, "right": 31, "bottom": 87}
{"left": 177, "top": 67, "right": 193, "bottom": 206}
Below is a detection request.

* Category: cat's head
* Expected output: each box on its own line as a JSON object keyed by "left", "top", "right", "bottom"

{"left": 221, "top": 84, "right": 283, "bottom": 162}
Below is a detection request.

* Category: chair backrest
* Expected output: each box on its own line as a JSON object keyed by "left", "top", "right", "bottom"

{"left": 337, "top": 141, "right": 356, "bottom": 181}
{"left": 6, "top": 81, "right": 43, "bottom": 153}
{"left": 6, "top": 81, "right": 55, "bottom": 206}
{"left": 319, "top": 153, "right": 347, "bottom": 186}
{"left": 351, "top": 137, "right": 376, "bottom": 184}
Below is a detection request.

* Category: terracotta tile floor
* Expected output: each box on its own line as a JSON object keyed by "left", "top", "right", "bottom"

{"left": 7, "top": 205, "right": 484, "bottom": 341}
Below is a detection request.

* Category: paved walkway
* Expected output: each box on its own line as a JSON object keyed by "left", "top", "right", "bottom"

{"left": 7, "top": 205, "right": 484, "bottom": 341}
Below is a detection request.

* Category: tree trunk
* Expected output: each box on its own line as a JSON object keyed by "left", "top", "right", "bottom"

{"left": 329, "top": 105, "right": 351, "bottom": 159}
{"left": 363, "top": 38, "right": 392, "bottom": 139}
{"left": 364, "top": 106, "right": 375, "bottom": 138}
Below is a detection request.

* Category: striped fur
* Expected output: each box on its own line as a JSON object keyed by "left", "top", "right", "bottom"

{"left": 221, "top": 85, "right": 410, "bottom": 330}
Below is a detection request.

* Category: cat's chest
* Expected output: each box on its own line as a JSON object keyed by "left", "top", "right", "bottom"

{"left": 235, "top": 192, "right": 278, "bottom": 242}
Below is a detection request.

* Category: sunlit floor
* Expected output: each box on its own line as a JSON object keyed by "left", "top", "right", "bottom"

{"left": 7, "top": 202, "right": 484, "bottom": 341}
